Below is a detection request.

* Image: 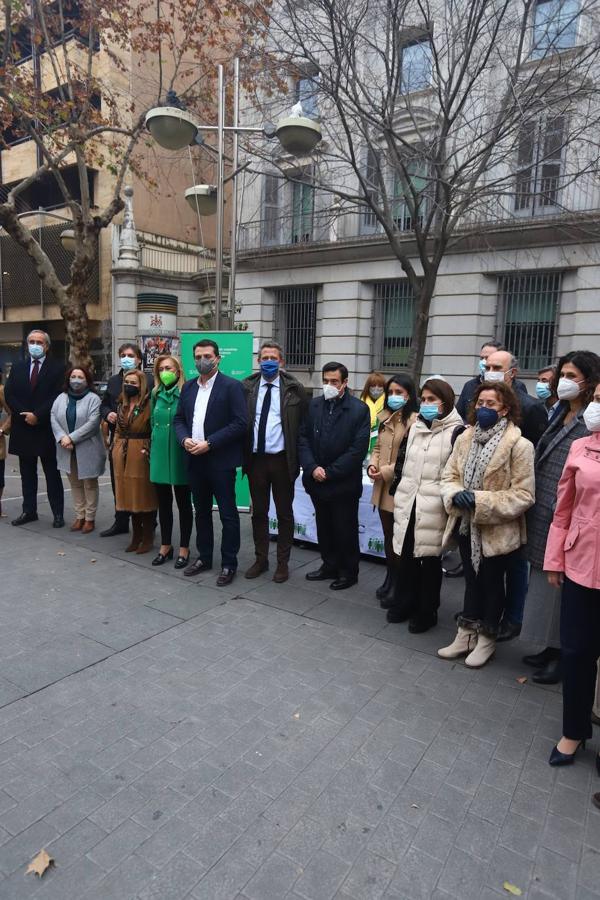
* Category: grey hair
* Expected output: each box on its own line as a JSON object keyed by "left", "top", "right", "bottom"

{"left": 509, "top": 355, "right": 519, "bottom": 370}
{"left": 258, "top": 339, "right": 284, "bottom": 357}
{"left": 27, "top": 329, "right": 51, "bottom": 348}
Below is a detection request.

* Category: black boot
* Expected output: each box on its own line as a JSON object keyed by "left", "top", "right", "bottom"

{"left": 376, "top": 568, "right": 394, "bottom": 601}
{"left": 532, "top": 653, "right": 562, "bottom": 685}
{"left": 101, "top": 511, "right": 130, "bottom": 538}
{"left": 523, "top": 646, "right": 559, "bottom": 668}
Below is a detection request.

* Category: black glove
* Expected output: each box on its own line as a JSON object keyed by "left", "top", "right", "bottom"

{"left": 452, "top": 490, "right": 476, "bottom": 509}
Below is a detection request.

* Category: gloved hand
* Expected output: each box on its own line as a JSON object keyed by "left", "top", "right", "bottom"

{"left": 452, "top": 490, "right": 476, "bottom": 509}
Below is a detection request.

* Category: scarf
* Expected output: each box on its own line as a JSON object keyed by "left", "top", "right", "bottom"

{"left": 65, "top": 388, "right": 90, "bottom": 433}
{"left": 459, "top": 417, "right": 508, "bottom": 573}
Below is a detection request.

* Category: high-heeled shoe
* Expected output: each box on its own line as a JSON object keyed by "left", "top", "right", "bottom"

{"left": 152, "top": 547, "right": 174, "bottom": 566}
{"left": 174, "top": 553, "right": 190, "bottom": 570}
{"left": 548, "top": 740, "right": 586, "bottom": 767}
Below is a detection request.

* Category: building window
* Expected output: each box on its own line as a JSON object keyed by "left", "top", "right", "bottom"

{"left": 295, "top": 75, "right": 319, "bottom": 119}
{"left": 392, "top": 160, "right": 428, "bottom": 231}
{"left": 531, "top": 0, "right": 578, "bottom": 57}
{"left": 262, "top": 174, "right": 280, "bottom": 245}
{"left": 401, "top": 39, "right": 432, "bottom": 93}
{"left": 291, "top": 170, "right": 314, "bottom": 243}
{"left": 372, "top": 281, "right": 417, "bottom": 368}
{"left": 515, "top": 116, "right": 564, "bottom": 214}
{"left": 498, "top": 272, "right": 561, "bottom": 371}
{"left": 274, "top": 286, "right": 317, "bottom": 368}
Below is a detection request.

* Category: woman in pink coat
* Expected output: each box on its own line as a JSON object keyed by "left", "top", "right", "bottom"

{"left": 544, "top": 379, "right": 600, "bottom": 773}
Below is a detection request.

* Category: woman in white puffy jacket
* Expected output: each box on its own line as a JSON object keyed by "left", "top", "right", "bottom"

{"left": 389, "top": 378, "right": 464, "bottom": 633}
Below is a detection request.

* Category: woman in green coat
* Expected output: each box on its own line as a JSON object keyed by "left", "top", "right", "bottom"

{"left": 150, "top": 355, "right": 193, "bottom": 568}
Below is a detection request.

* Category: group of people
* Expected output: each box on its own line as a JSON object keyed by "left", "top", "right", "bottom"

{"left": 2, "top": 330, "right": 600, "bottom": 782}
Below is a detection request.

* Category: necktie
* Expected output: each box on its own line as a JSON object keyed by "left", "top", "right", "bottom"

{"left": 257, "top": 383, "right": 273, "bottom": 454}
{"left": 30, "top": 360, "right": 40, "bottom": 389}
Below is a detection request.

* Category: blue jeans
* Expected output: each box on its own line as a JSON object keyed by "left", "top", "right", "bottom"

{"left": 504, "top": 555, "right": 530, "bottom": 625}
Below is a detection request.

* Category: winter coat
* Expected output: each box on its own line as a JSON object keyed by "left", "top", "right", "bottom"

{"left": 544, "top": 432, "right": 600, "bottom": 590}
{"left": 362, "top": 393, "right": 385, "bottom": 428}
{"left": 298, "top": 390, "right": 370, "bottom": 500}
{"left": 100, "top": 369, "right": 154, "bottom": 432}
{"left": 526, "top": 404, "right": 588, "bottom": 569}
{"left": 51, "top": 392, "right": 106, "bottom": 479}
{"left": 370, "top": 409, "right": 417, "bottom": 513}
{"left": 441, "top": 421, "right": 535, "bottom": 558}
{"left": 150, "top": 385, "right": 188, "bottom": 486}
{"left": 4, "top": 357, "right": 64, "bottom": 457}
{"left": 392, "top": 407, "right": 464, "bottom": 557}
{"left": 242, "top": 370, "right": 308, "bottom": 481}
{"left": 0, "top": 385, "right": 12, "bottom": 461}
{"left": 111, "top": 399, "right": 157, "bottom": 513}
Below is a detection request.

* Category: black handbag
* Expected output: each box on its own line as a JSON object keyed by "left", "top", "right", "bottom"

{"left": 388, "top": 432, "right": 409, "bottom": 497}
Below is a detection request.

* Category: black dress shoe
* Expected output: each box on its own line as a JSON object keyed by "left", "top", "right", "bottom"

{"left": 523, "top": 646, "right": 559, "bottom": 668}
{"left": 593, "top": 792, "right": 600, "bottom": 810}
{"left": 100, "top": 521, "right": 130, "bottom": 537}
{"left": 152, "top": 547, "right": 174, "bottom": 566}
{"left": 330, "top": 577, "right": 357, "bottom": 591}
{"left": 174, "top": 554, "right": 190, "bottom": 570}
{"left": 549, "top": 740, "right": 585, "bottom": 766}
{"left": 386, "top": 605, "right": 414, "bottom": 624}
{"left": 11, "top": 512, "right": 38, "bottom": 526}
{"left": 376, "top": 570, "right": 393, "bottom": 600}
{"left": 217, "top": 567, "right": 236, "bottom": 586}
{"left": 183, "top": 557, "right": 212, "bottom": 577}
{"left": 496, "top": 618, "right": 522, "bottom": 643}
{"left": 306, "top": 566, "right": 337, "bottom": 581}
{"left": 53, "top": 515, "right": 65, "bottom": 529}
{"left": 408, "top": 613, "right": 438, "bottom": 634}
{"left": 532, "top": 656, "right": 562, "bottom": 685}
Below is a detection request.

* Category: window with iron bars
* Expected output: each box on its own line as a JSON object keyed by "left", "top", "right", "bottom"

{"left": 274, "top": 286, "right": 318, "bottom": 368}
{"left": 372, "top": 281, "right": 417, "bottom": 369}
{"left": 497, "top": 272, "right": 561, "bottom": 372}
{"left": 515, "top": 116, "right": 565, "bottom": 214}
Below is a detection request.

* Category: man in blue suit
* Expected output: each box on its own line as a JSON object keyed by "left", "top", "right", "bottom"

{"left": 174, "top": 339, "right": 248, "bottom": 586}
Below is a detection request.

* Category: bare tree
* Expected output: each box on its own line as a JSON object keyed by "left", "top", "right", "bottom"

{"left": 0, "top": 0, "right": 265, "bottom": 368}
{"left": 248, "top": 0, "right": 600, "bottom": 378}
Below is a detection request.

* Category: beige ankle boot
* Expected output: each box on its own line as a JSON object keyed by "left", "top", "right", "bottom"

{"left": 465, "top": 632, "right": 496, "bottom": 668}
{"left": 438, "top": 626, "right": 477, "bottom": 660}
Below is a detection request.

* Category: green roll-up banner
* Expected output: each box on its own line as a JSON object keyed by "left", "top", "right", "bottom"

{"left": 179, "top": 331, "right": 254, "bottom": 510}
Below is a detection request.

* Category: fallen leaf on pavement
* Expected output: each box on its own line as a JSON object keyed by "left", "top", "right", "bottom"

{"left": 90, "top": 559, "right": 97, "bottom": 564}
{"left": 293, "top": 712, "right": 300, "bottom": 719}
{"left": 503, "top": 882, "right": 523, "bottom": 896}
{"left": 57, "top": 551, "right": 66, "bottom": 557}
{"left": 410, "top": 804, "right": 420, "bottom": 809}
{"left": 516, "top": 676, "right": 528, "bottom": 684}
{"left": 26, "top": 849, "right": 54, "bottom": 877}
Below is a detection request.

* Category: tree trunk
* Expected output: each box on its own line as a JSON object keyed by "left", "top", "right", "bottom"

{"left": 407, "top": 276, "right": 436, "bottom": 382}
{"left": 64, "top": 281, "right": 93, "bottom": 371}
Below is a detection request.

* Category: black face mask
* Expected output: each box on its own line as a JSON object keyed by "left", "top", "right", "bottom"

{"left": 123, "top": 383, "right": 139, "bottom": 398}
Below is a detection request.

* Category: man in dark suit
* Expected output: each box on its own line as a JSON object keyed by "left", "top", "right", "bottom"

{"left": 4, "top": 330, "right": 65, "bottom": 527}
{"left": 298, "top": 361, "right": 370, "bottom": 591}
{"left": 174, "top": 338, "right": 248, "bottom": 586}
{"left": 99, "top": 342, "right": 154, "bottom": 537}
{"left": 456, "top": 339, "right": 529, "bottom": 420}
{"left": 242, "top": 340, "right": 308, "bottom": 584}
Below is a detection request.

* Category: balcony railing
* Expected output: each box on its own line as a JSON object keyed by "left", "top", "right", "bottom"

{"left": 238, "top": 172, "right": 600, "bottom": 253}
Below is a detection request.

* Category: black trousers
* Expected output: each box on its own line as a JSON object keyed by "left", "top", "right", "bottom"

{"left": 313, "top": 493, "right": 360, "bottom": 579}
{"left": 392, "top": 507, "right": 442, "bottom": 620}
{"left": 19, "top": 450, "right": 64, "bottom": 517}
{"left": 379, "top": 509, "right": 395, "bottom": 567}
{"left": 560, "top": 576, "right": 600, "bottom": 741}
{"left": 191, "top": 467, "right": 240, "bottom": 569}
{"left": 155, "top": 483, "right": 193, "bottom": 548}
{"left": 458, "top": 532, "right": 512, "bottom": 636}
{"left": 108, "top": 452, "right": 129, "bottom": 527}
{"left": 248, "top": 452, "right": 294, "bottom": 564}
{"left": 0, "top": 458, "right": 4, "bottom": 490}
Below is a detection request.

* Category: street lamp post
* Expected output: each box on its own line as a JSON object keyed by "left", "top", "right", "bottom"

{"left": 145, "top": 60, "right": 322, "bottom": 330}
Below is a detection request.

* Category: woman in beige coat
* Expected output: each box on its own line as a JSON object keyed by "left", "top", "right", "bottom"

{"left": 0, "top": 368, "right": 12, "bottom": 517}
{"left": 367, "top": 374, "right": 418, "bottom": 603}
{"left": 438, "top": 381, "right": 535, "bottom": 668}
{"left": 390, "top": 378, "right": 464, "bottom": 632}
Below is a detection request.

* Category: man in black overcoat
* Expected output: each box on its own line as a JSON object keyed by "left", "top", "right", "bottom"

{"left": 4, "top": 329, "right": 65, "bottom": 527}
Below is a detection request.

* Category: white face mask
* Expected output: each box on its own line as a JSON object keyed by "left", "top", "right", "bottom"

{"left": 483, "top": 370, "right": 505, "bottom": 383}
{"left": 583, "top": 401, "right": 600, "bottom": 432}
{"left": 557, "top": 377, "right": 584, "bottom": 401}
{"left": 323, "top": 384, "right": 340, "bottom": 401}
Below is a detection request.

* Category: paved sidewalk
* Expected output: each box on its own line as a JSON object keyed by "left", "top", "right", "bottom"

{"left": 0, "top": 469, "right": 598, "bottom": 899}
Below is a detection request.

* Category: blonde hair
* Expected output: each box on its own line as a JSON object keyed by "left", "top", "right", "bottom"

{"left": 152, "top": 355, "right": 184, "bottom": 392}
{"left": 120, "top": 368, "right": 149, "bottom": 405}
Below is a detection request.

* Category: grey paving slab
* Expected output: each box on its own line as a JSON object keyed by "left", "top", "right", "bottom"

{"left": 0, "top": 487, "right": 597, "bottom": 899}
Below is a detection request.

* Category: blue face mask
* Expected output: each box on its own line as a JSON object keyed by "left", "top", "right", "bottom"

{"left": 420, "top": 403, "right": 440, "bottom": 421}
{"left": 387, "top": 395, "right": 407, "bottom": 411}
{"left": 478, "top": 359, "right": 487, "bottom": 378}
{"left": 28, "top": 343, "right": 44, "bottom": 359}
{"left": 121, "top": 356, "right": 137, "bottom": 371}
{"left": 260, "top": 360, "right": 279, "bottom": 379}
{"left": 476, "top": 407, "right": 499, "bottom": 430}
{"left": 536, "top": 382, "right": 552, "bottom": 401}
